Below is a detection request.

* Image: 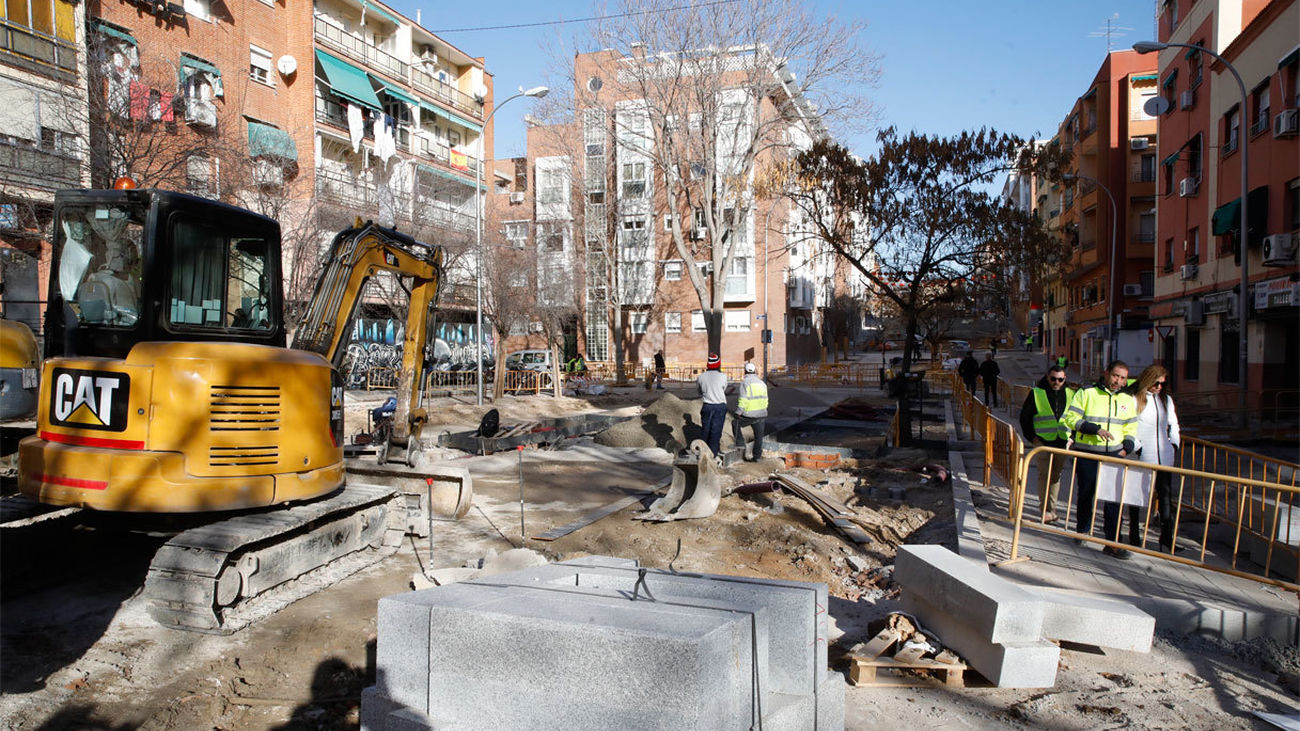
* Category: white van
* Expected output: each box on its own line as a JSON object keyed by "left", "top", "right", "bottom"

{"left": 505, "top": 349, "right": 554, "bottom": 372}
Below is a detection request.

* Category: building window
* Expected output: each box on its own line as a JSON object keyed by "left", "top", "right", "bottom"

{"left": 664, "top": 260, "right": 683, "bottom": 281}
{"left": 1188, "top": 133, "right": 1202, "bottom": 177}
{"left": 503, "top": 221, "right": 528, "bottom": 248}
{"left": 1219, "top": 327, "right": 1239, "bottom": 384}
{"left": 1185, "top": 327, "right": 1199, "bottom": 380}
{"left": 1187, "top": 227, "right": 1199, "bottom": 264}
{"left": 665, "top": 311, "right": 682, "bottom": 334}
{"left": 1250, "top": 82, "right": 1270, "bottom": 136}
{"left": 1163, "top": 238, "right": 1175, "bottom": 272}
{"left": 186, "top": 155, "right": 218, "bottom": 199}
{"left": 184, "top": 0, "right": 211, "bottom": 21}
{"left": 1187, "top": 42, "right": 1203, "bottom": 87}
{"left": 1287, "top": 178, "right": 1300, "bottom": 231}
{"left": 1137, "top": 209, "right": 1156, "bottom": 243}
{"left": 621, "top": 162, "right": 646, "bottom": 198}
{"left": 630, "top": 311, "right": 648, "bottom": 335}
{"left": 691, "top": 310, "right": 706, "bottom": 332}
{"left": 724, "top": 309, "right": 750, "bottom": 332}
{"left": 539, "top": 222, "right": 565, "bottom": 252}
{"left": 249, "top": 45, "right": 273, "bottom": 86}
{"left": 1223, "top": 107, "right": 1240, "bottom": 155}
{"left": 1139, "top": 153, "right": 1156, "bottom": 182}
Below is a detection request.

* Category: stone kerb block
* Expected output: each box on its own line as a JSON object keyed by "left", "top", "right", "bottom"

{"left": 490, "top": 560, "right": 827, "bottom": 696}
{"left": 896, "top": 545, "right": 1045, "bottom": 643}
{"left": 1030, "top": 587, "right": 1155, "bottom": 652}
{"left": 902, "top": 591, "right": 1061, "bottom": 688}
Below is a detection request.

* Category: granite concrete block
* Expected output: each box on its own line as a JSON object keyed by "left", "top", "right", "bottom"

{"left": 902, "top": 592, "right": 1059, "bottom": 688}
{"left": 896, "top": 545, "right": 1044, "bottom": 643}
{"left": 384, "top": 708, "right": 440, "bottom": 731}
{"left": 419, "top": 582, "right": 756, "bottom": 729}
{"left": 1030, "top": 586, "right": 1155, "bottom": 652}
{"left": 496, "top": 561, "right": 825, "bottom": 695}
{"left": 559, "top": 555, "right": 641, "bottom": 568}
{"left": 360, "top": 685, "right": 398, "bottom": 731}
{"left": 764, "top": 675, "right": 846, "bottom": 731}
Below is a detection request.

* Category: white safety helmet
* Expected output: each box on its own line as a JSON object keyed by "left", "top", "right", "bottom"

{"left": 744, "top": 362, "right": 757, "bottom": 373}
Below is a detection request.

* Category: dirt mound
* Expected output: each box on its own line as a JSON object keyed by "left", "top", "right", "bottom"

{"left": 593, "top": 392, "right": 738, "bottom": 451}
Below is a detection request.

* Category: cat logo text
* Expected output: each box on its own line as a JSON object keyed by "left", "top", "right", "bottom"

{"left": 49, "top": 368, "right": 131, "bottom": 432}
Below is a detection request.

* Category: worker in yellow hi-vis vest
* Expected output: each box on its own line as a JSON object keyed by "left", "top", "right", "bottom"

{"left": 1018, "top": 365, "right": 1076, "bottom": 525}
{"left": 731, "top": 362, "right": 769, "bottom": 462}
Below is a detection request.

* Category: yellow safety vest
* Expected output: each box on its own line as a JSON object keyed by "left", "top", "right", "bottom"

{"left": 1031, "top": 386, "right": 1076, "bottom": 442}
{"left": 737, "top": 377, "right": 769, "bottom": 415}
{"left": 1061, "top": 385, "right": 1137, "bottom": 453}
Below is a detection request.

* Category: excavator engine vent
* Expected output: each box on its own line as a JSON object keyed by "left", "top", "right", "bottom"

{"left": 209, "top": 385, "right": 282, "bottom": 432}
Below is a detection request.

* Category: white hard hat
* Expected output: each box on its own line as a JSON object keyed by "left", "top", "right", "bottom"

{"left": 744, "top": 362, "right": 756, "bottom": 373}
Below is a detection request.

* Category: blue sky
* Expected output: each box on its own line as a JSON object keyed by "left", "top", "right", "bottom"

{"left": 388, "top": 0, "right": 1160, "bottom": 159}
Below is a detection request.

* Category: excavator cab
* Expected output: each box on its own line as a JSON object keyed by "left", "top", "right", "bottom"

{"left": 47, "top": 188, "right": 285, "bottom": 359}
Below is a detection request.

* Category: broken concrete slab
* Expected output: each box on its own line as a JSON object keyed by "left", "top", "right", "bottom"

{"left": 896, "top": 545, "right": 1044, "bottom": 644}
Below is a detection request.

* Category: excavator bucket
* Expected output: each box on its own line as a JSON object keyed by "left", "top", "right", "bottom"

{"left": 639, "top": 439, "right": 722, "bottom": 521}
{"left": 344, "top": 461, "right": 473, "bottom": 537}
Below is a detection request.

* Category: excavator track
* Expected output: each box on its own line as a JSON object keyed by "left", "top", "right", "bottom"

{"left": 143, "top": 483, "right": 405, "bottom": 634}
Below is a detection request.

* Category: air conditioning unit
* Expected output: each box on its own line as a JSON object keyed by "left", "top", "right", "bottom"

{"left": 1130, "top": 138, "right": 1150, "bottom": 150}
{"left": 253, "top": 160, "right": 283, "bottom": 187}
{"left": 1179, "top": 263, "right": 1198, "bottom": 281}
{"left": 1185, "top": 300, "right": 1204, "bottom": 326}
{"left": 1262, "top": 232, "right": 1299, "bottom": 266}
{"left": 1122, "top": 283, "right": 1143, "bottom": 296}
{"left": 418, "top": 46, "right": 438, "bottom": 66}
{"left": 185, "top": 99, "right": 217, "bottom": 128}
{"left": 1273, "top": 109, "right": 1299, "bottom": 138}
{"left": 1179, "top": 90, "right": 1195, "bottom": 110}
{"left": 1178, "top": 177, "right": 1198, "bottom": 197}
{"left": 509, "top": 192, "right": 525, "bottom": 204}
{"left": 690, "top": 227, "right": 706, "bottom": 241}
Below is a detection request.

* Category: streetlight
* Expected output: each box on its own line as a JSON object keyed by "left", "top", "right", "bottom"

{"left": 1062, "top": 172, "right": 1118, "bottom": 365}
{"left": 475, "top": 85, "right": 549, "bottom": 405}
{"left": 1134, "top": 40, "right": 1249, "bottom": 427}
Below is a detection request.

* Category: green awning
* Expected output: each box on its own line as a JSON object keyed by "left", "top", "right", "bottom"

{"left": 1132, "top": 73, "right": 1158, "bottom": 82}
{"left": 371, "top": 75, "right": 418, "bottom": 106}
{"left": 1162, "top": 151, "right": 1180, "bottom": 166}
{"left": 362, "top": 0, "right": 402, "bottom": 26}
{"left": 247, "top": 121, "right": 298, "bottom": 163}
{"left": 1162, "top": 69, "right": 1178, "bottom": 88}
{"left": 419, "top": 100, "right": 482, "bottom": 133}
{"left": 1184, "top": 45, "right": 1202, "bottom": 60}
{"left": 1281, "top": 48, "right": 1299, "bottom": 70}
{"left": 1211, "top": 198, "right": 1240, "bottom": 235}
{"left": 179, "top": 54, "right": 223, "bottom": 97}
{"left": 180, "top": 54, "right": 221, "bottom": 78}
{"left": 315, "top": 50, "right": 382, "bottom": 110}
{"left": 420, "top": 163, "right": 484, "bottom": 191}
{"left": 1212, "top": 187, "right": 1269, "bottom": 240}
{"left": 90, "top": 19, "right": 136, "bottom": 46}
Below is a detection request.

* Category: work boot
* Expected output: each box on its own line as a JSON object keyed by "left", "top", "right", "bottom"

{"left": 1102, "top": 546, "right": 1132, "bottom": 560}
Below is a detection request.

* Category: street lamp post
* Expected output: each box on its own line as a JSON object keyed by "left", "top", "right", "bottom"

{"left": 475, "top": 85, "right": 549, "bottom": 405}
{"left": 762, "top": 204, "right": 774, "bottom": 379}
{"left": 1063, "top": 172, "right": 1118, "bottom": 364}
{"left": 1135, "top": 40, "right": 1249, "bottom": 427}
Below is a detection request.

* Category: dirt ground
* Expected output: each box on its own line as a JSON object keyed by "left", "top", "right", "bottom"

{"left": 1, "top": 383, "right": 1297, "bottom": 730}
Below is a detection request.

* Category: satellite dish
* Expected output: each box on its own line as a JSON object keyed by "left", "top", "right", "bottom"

{"left": 1144, "top": 95, "right": 1169, "bottom": 117}
{"left": 277, "top": 55, "right": 298, "bottom": 77}
{"left": 587, "top": 76, "right": 603, "bottom": 92}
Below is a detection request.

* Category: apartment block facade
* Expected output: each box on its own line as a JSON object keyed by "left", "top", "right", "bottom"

{"left": 1053, "top": 50, "right": 1159, "bottom": 376}
{"left": 494, "top": 45, "right": 864, "bottom": 370}
{"left": 1149, "top": 0, "right": 1298, "bottom": 409}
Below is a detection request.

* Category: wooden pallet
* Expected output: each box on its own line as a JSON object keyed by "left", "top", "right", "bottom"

{"left": 845, "top": 626, "right": 966, "bottom": 688}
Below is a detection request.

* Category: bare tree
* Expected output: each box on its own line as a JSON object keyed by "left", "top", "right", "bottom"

{"left": 537, "top": 0, "right": 881, "bottom": 356}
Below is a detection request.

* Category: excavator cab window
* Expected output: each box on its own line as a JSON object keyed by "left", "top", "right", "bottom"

{"left": 56, "top": 202, "right": 146, "bottom": 327}
{"left": 167, "top": 218, "right": 275, "bottom": 331}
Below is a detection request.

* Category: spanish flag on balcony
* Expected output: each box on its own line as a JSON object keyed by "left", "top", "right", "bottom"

{"left": 449, "top": 149, "right": 468, "bottom": 171}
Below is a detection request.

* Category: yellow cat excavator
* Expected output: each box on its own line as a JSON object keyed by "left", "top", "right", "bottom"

{"left": 17, "top": 187, "right": 452, "bottom": 633}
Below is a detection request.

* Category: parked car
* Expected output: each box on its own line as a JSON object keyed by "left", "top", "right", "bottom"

{"left": 505, "top": 349, "right": 554, "bottom": 372}
{"left": 946, "top": 339, "right": 971, "bottom": 354}
{"left": 942, "top": 357, "right": 963, "bottom": 372}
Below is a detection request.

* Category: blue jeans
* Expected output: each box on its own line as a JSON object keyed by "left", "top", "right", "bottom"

{"left": 700, "top": 402, "right": 728, "bottom": 457}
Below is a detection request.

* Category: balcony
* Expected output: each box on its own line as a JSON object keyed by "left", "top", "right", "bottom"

{"left": 0, "top": 140, "right": 81, "bottom": 191}
{"left": 315, "top": 166, "right": 475, "bottom": 232}
{"left": 0, "top": 20, "right": 77, "bottom": 80}
{"left": 316, "top": 96, "right": 478, "bottom": 176}
{"left": 1133, "top": 232, "right": 1156, "bottom": 244}
{"left": 314, "top": 17, "right": 483, "bottom": 120}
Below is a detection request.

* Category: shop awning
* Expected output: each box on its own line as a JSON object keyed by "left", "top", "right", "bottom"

{"left": 315, "top": 50, "right": 382, "bottom": 110}
{"left": 370, "top": 75, "right": 418, "bottom": 106}
{"left": 90, "top": 19, "right": 136, "bottom": 46}
{"left": 419, "top": 100, "right": 481, "bottom": 133}
{"left": 1211, "top": 186, "right": 1269, "bottom": 241}
{"left": 1132, "top": 73, "right": 1158, "bottom": 82}
{"left": 247, "top": 120, "right": 297, "bottom": 162}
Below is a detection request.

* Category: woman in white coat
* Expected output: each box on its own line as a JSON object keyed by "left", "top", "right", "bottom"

{"left": 1132, "top": 364, "right": 1181, "bottom": 552}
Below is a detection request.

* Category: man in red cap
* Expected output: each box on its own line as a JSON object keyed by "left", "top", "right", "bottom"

{"left": 697, "top": 352, "right": 728, "bottom": 457}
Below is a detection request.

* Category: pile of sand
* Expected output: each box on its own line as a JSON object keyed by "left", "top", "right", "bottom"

{"left": 593, "top": 392, "right": 738, "bottom": 451}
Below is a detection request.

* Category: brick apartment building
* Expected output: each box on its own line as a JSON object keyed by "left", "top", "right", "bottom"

{"left": 491, "top": 44, "right": 867, "bottom": 371}
{"left": 1148, "top": 0, "right": 1298, "bottom": 410}
{"left": 1051, "top": 50, "right": 1159, "bottom": 377}
{"left": 0, "top": 0, "right": 89, "bottom": 332}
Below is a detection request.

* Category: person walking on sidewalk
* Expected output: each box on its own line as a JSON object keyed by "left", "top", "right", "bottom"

{"left": 958, "top": 351, "right": 979, "bottom": 394}
{"left": 1019, "top": 365, "right": 1075, "bottom": 524}
{"left": 653, "top": 351, "right": 666, "bottom": 390}
{"left": 1130, "top": 364, "right": 1181, "bottom": 553}
{"left": 731, "top": 362, "right": 768, "bottom": 462}
{"left": 979, "top": 352, "right": 1001, "bottom": 407}
{"left": 697, "top": 352, "right": 729, "bottom": 457}
{"left": 1062, "top": 360, "right": 1139, "bottom": 559}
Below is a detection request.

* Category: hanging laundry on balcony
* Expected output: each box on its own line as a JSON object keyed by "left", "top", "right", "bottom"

{"left": 373, "top": 114, "right": 396, "bottom": 164}
{"left": 347, "top": 103, "right": 365, "bottom": 153}
{"left": 129, "top": 81, "right": 149, "bottom": 121}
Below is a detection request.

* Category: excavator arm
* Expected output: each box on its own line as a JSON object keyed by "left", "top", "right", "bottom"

{"left": 292, "top": 221, "right": 442, "bottom": 452}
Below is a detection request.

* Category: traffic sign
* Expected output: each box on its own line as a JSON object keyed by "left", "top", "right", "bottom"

{"left": 1156, "top": 326, "right": 1176, "bottom": 339}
